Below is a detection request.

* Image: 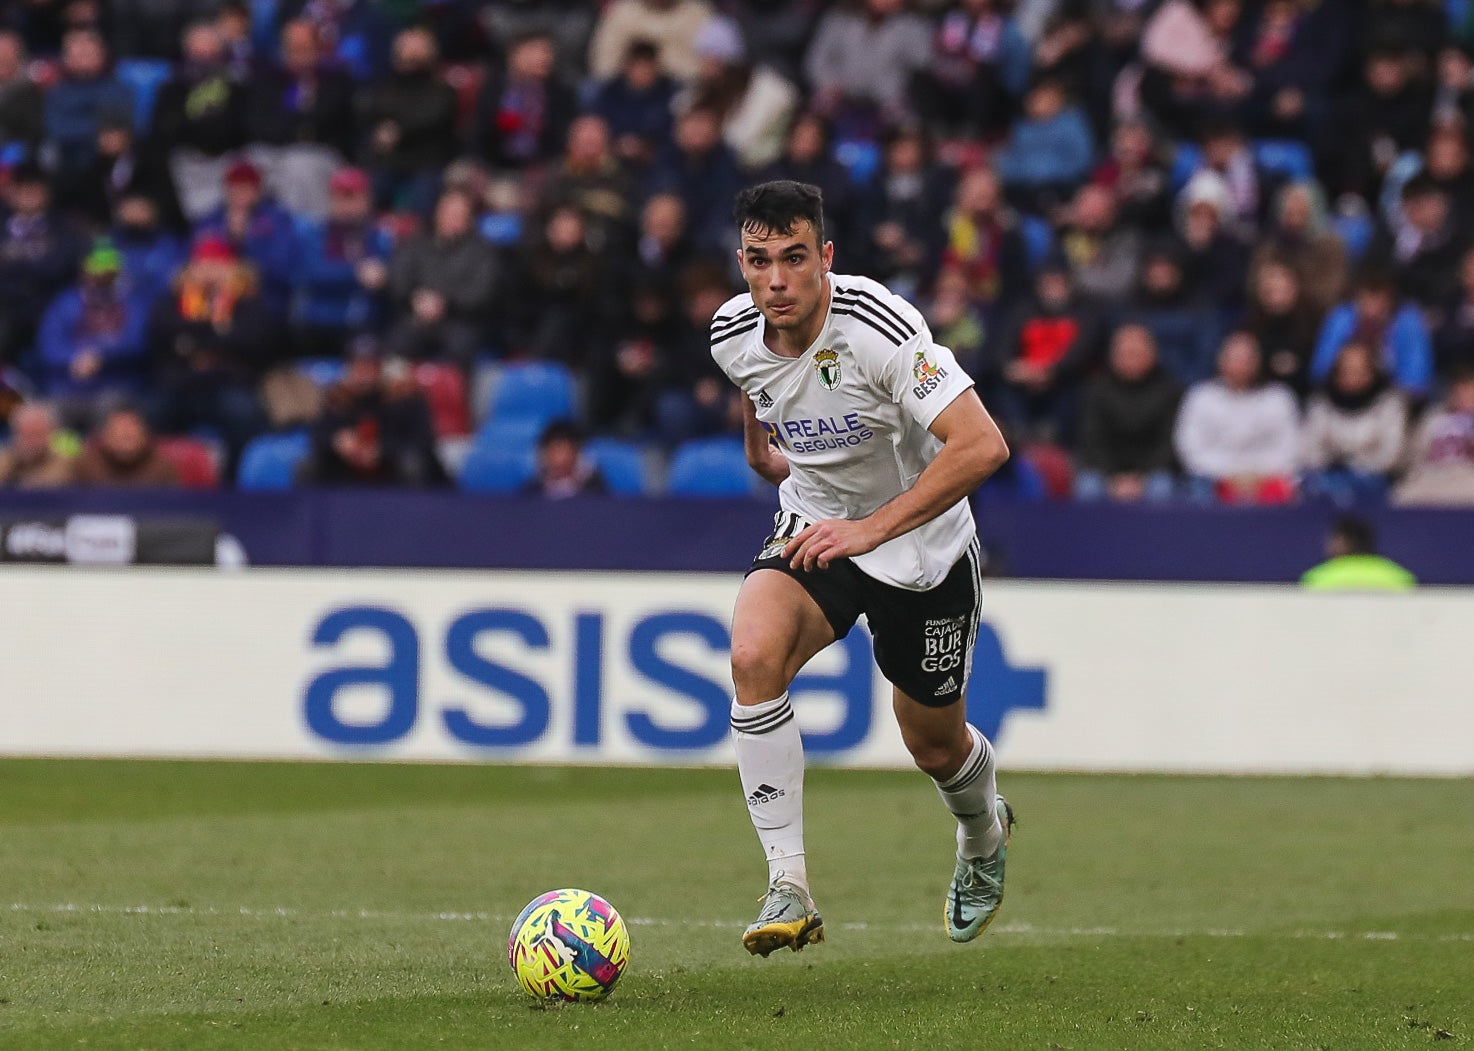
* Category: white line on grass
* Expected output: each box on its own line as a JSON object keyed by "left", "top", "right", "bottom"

{"left": 5, "top": 902, "right": 1472, "bottom": 944}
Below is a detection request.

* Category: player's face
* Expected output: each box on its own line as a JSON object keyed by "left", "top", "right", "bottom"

{"left": 737, "top": 220, "right": 833, "bottom": 332}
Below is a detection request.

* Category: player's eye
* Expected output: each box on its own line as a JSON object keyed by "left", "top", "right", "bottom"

{"left": 787, "top": 255, "right": 804, "bottom": 265}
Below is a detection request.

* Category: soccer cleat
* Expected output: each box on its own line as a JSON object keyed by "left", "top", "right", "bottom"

{"left": 742, "top": 878, "right": 824, "bottom": 957}
{"left": 945, "top": 795, "right": 1015, "bottom": 943}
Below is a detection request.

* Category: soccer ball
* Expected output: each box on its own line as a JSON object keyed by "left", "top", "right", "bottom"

{"left": 508, "top": 888, "right": 631, "bottom": 1002}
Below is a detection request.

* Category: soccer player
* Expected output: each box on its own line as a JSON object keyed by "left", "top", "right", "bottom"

{"left": 713, "top": 180, "right": 1015, "bottom": 957}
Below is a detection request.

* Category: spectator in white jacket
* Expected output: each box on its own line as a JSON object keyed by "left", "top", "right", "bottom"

{"left": 588, "top": 0, "right": 715, "bottom": 82}
{"left": 1300, "top": 341, "right": 1408, "bottom": 505}
{"left": 675, "top": 16, "right": 798, "bottom": 170}
{"left": 1174, "top": 331, "right": 1301, "bottom": 503}
{"left": 1393, "top": 371, "right": 1474, "bottom": 506}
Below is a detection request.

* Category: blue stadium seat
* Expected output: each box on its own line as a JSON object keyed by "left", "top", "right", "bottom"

{"left": 488, "top": 362, "right": 576, "bottom": 429}
{"left": 835, "top": 140, "right": 882, "bottom": 187}
{"left": 237, "top": 431, "right": 310, "bottom": 491}
{"left": 666, "top": 438, "right": 757, "bottom": 497}
{"left": 1169, "top": 142, "right": 1203, "bottom": 192}
{"left": 473, "top": 413, "right": 543, "bottom": 448}
{"left": 116, "top": 59, "right": 172, "bottom": 133}
{"left": 459, "top": 425, "right": 539, "bottom": 493}
{"left": 1253, "top": 140, "right": 1314, "bottom": 181}
{"left": 1018, "top": 214, "right": 1054, "bottom": 269}
{"left": 1333, "top": 211, "right": 1375, "bottom": 260}
{"left": 297, "top": 357, "right": 346, "bottom": 388}
{"left": 584, "top": 438, "right": 649, "bottom": 496}
{"left": 479, "top": 213, "right": 524, "bottom": 247}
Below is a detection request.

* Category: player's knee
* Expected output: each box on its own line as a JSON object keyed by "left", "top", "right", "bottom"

{"left": 730, "top": 639, "right": 788, "bottom": 701}
{"left": 908, "top": 740, "right": 961, "bottom": 779}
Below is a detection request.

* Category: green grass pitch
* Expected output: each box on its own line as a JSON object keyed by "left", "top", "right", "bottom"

{"left": 0, "top": 760, "right": 1470, "bottom": 1050}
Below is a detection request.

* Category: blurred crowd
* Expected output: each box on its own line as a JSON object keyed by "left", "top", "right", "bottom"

{"left": 2, "top": 0, "right": 1474, "bottom": 504}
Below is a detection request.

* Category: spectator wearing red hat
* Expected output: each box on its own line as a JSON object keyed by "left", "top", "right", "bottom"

{"left": 290, "top": 167, "right": 393, "bottom": 356}
{"left": 192, "top": 159, "right": 298, "bottom": 314}
{"left": 149, "top": 234, "right": 276, "bottom": 467}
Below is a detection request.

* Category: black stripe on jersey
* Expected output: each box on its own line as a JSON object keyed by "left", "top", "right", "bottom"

{"left": 836, "top": 286, "right": 917, "bottom": 337}
{"left": 710, "top": 319, "right": 760, "bottom": 345}
{"left": 710, "top": 308, "right": 759, "bottom": 336}
{"left": 831, "top": 296, "right": 910, "bottom": 345}
{"left": 831, "top": 306, "right": 905, "bottom": 346}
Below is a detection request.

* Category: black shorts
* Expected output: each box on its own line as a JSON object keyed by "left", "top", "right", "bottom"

{"left": 747, "top": 510, "right": 984, "bottom": 707}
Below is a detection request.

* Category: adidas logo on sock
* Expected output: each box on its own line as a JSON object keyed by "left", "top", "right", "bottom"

{"left": 934, "top": 675, "right": 958, "bottom": 697}
{"left": 746, "top": 783, "right": 784, "bottom": 806}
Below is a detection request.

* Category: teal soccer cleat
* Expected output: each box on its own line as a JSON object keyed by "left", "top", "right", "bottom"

{"left": 945, "top": 795, "right": 1015, "bottom": 943}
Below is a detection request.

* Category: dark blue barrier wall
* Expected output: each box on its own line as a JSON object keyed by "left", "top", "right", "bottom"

{"left": 1, "top": 489, "right": 1470, "bottom": 583}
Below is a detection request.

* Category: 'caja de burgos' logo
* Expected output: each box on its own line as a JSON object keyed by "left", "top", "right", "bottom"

{"left": 814, "top": 347, "right": 841, "bottom": 391}
{"left": 913, "top": 351, "right": 949, "bottom": 398}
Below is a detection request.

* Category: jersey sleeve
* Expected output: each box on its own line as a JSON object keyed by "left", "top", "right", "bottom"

{"left": 875, "top": 326, "right": 977, "bottom": 431}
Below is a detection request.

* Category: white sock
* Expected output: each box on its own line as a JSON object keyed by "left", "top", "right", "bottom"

{"left": 934, "top": 724, "right": 1003, "bottom": 860}
{"left": 731, "top": 693, "right": 808, "bottom": 891}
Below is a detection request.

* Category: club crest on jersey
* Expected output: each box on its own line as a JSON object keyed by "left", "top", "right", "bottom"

{"left": 912, "top": 350, "right": 949, "bottom": 399}
{"left": 814, "top": 348, "right": 841, "bottom": 391}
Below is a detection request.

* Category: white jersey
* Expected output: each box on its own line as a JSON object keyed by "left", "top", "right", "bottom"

{"left": 711, "top": 273, "right": 978, "bottom": 591}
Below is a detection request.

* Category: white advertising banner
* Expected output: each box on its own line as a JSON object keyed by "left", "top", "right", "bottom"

{"left": 0, "top": 567, "right": 1470, "bottom": 775}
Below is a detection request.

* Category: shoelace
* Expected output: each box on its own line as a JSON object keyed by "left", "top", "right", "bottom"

{"left": 756, "top": 885, "right": 803, "bottom": 921}
{"left": 958, "top": 861, "right": 1002, "bottom": 897}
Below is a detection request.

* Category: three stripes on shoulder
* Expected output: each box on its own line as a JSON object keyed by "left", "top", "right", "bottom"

{"left": 709, "top": 287, "right": 916, "bottom": 347}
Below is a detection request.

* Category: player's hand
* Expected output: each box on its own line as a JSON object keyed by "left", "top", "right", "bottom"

{"left": 784, "top": 518, "right": 881, "bottom": 572}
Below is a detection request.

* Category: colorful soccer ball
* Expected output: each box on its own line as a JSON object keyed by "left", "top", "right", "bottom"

{"left": 508, "top": 889, "right": 631, "bottom": 1002}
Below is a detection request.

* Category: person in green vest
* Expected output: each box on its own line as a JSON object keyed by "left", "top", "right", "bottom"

{"left": 1301, "top": 514, "right": 1416, "bottom": 591}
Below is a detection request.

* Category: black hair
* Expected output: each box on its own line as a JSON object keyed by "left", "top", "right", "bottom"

{"left": 624, "top": 39, "right": 660, "bottom": 64}
{"left": 1331, "top": 514, "right": 1376, "bottom": 555}
{"left": 1354, "top": 268, "right": 1398, "bottom": 297}
{"left": 1401, "top": 171, "right": 1444, "bottom": 201}
{"left": 8, "top": 159, "right": 46, "bottom": 186}
{"left": 538, "top": 419, "right": 584, "bottom": 448}
{"left": 733, "top": 180, "right": 825, "bottom": 247}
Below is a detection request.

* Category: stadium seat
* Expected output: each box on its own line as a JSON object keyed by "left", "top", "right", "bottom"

{"left": 1333, "top": 210, "right": 1375, "bottom": 260}
{"left": 414, "top": 361, "right": 471, "bottom": 438}
{"left": 835, "top": 140, "right": 882, "bottom": 186}
{"left": 480, "top": 213, "right": 524, "bottom": 247}
{"left": 298, "top": 357, "right": 346, "bottom": 388}
{"left": 116, "top": 59, "right": 172, "bottom": 132}
{"left": 487, "top": 361, "right": 576, "bottom": 429}
{"left": 156, "top": 437, "right": 219, "bottom": 489}
{"left": 1252, "top": 140, "right": 1314, "bottom": 181}
{"left": 458, "top": 427, "right": 538, "bottom": 493}
{"left": 237, "top": 431, "right": 310, "bottom": 491}
{"left": 584, "top": 438, "right": 649, "bottom": 496}
{"left": 1169, "top": 143, "right": 1203, "bottom": 192}
{"left": 1018, "top": 214, "right": 1054, "bottom": 269}
{"left": 666, "top": 438, "right": 758, "bottom": 497}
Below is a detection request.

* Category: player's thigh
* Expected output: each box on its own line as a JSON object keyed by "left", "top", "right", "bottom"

{"left": 729, "top": 569, "right": 837, "bottom": 704}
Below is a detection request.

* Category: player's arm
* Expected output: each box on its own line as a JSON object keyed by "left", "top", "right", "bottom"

{"left": 741, "top": 392, "right": 790, "bottom": 485}
{"left": 784, "top": 390, "right": 1007, "bottom": 571}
